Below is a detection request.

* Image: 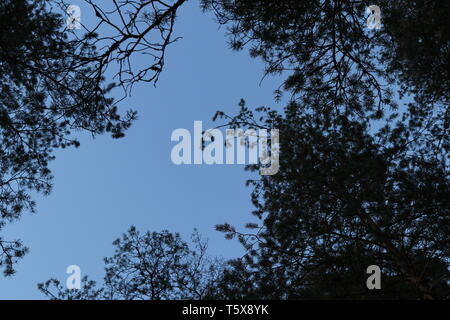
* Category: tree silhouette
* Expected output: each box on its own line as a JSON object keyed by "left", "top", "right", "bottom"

{"left": 4, "top": 0, "right": 448, "bottom": 299}
{"left": 0, "top": 0, "right": 186, "bottom": 275}
{"left": 203, "top": 0, "right": 449, "bottom": 299}
{"left": 38, "top": 227, "right": 223, "bottom": 300}
{"left": 211, "top": 102, "right": 448, "bottom": 299}
{"left": 202, "top": 0, "right": 449, "bottom": 109}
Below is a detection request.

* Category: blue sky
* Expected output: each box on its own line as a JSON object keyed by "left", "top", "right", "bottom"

{"left": 0, "top": 1, "right": 283, "bottom": 299}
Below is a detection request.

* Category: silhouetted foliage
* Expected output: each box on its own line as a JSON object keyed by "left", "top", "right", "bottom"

{"left": 211, "top": 102, "right": 448, "bottom": 299}
{"left": 0, "top": 0, "right": 186, "bottom": 275}
{"left": 7, "top": 0, "right": 450, "bottom": 300}
{"left": 380, "top": 0, "right": 450, "bottom": 105}
{"left": 203, "top": 0, "right": 449, "bottom": 299}
{"left": 202, "top": 0, "right": 449, "bottom": 109}
{"left": 38, "top": 227, "right": 223, "bottom": 300}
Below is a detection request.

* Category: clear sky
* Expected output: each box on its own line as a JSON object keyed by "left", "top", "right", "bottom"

{"left": 0, "top": 1, "right": 283, "bottom": 299}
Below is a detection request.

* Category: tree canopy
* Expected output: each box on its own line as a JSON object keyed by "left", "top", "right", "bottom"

{"left": 0, "top": 0, "right": 186, "bottom": 276}
{"left": 39, "top": 227, "right": 223, "bottom": 300}
{"left": 0, "top": 0, "right": 448, "bottom": 299}
{"left": 202, "top": 0, "right": 449, "bottom": 299}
